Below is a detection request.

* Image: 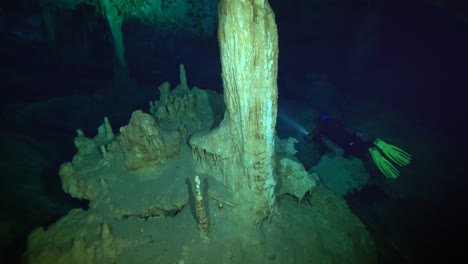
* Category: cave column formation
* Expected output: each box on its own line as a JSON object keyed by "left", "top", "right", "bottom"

{"left": 98, "top": 0, "right": 130, "bottom": 89}
{"left": 40, "top": 5, "right": 56, "bottom": 42}
{"left": 190, "top": 0, "right": 279, "bottom": 225}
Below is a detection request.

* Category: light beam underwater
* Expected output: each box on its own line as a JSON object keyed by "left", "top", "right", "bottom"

{"left": 277, "top": 111, "right": 309, "bottom": 135}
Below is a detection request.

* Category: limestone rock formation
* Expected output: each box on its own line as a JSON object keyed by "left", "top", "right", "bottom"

{"left": 190, "top": 0, "right": 279, "bottom": 226}
{"left": 26, "top": 63, "right": 375, "bottom": 264}
{"left": 118, "top": 110, "right": 181, "bottom": 170}
{"left": 274, "top": 136, "right": 317, "bottom": 203}
{"left": 149, "top": 64, "right": 206, "bottom": 130}
{"left": 22, "top": 2, "right": 376, "bottom": 263}
{"left": 313, "top": 155, "right": 370, "bottom": 196}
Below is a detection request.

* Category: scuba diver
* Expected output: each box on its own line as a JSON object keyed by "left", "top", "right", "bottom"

{"left": 306, "top": 114, "right": 412, "bottom": 179}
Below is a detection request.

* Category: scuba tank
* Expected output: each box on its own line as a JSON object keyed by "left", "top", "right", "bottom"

{"left": 320, "top": 136, "right": 344, "bottom": 156}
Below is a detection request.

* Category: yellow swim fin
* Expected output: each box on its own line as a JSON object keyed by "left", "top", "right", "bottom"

{"left": 369, "top": 147, "right": 400, "bottom": 179}
{"left": 373, "top": 138, "right": 412, "bottom": 166}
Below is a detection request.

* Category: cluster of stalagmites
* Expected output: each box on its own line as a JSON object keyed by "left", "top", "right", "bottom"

{"left": 24, "top": 61, "right": 369, "bottom": 264}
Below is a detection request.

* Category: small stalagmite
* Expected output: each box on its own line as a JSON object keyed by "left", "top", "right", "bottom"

{"left": 194, "top": 175, "right": 209, "bottom": 239}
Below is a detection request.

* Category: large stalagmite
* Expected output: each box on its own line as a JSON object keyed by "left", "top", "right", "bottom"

{"left": 190, "top": 0, "right": 279, "bottom": 225}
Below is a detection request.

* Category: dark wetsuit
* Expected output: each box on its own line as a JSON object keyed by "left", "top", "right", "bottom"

{"left": 308, "top": 117, "right": 374, "bottom": 158}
